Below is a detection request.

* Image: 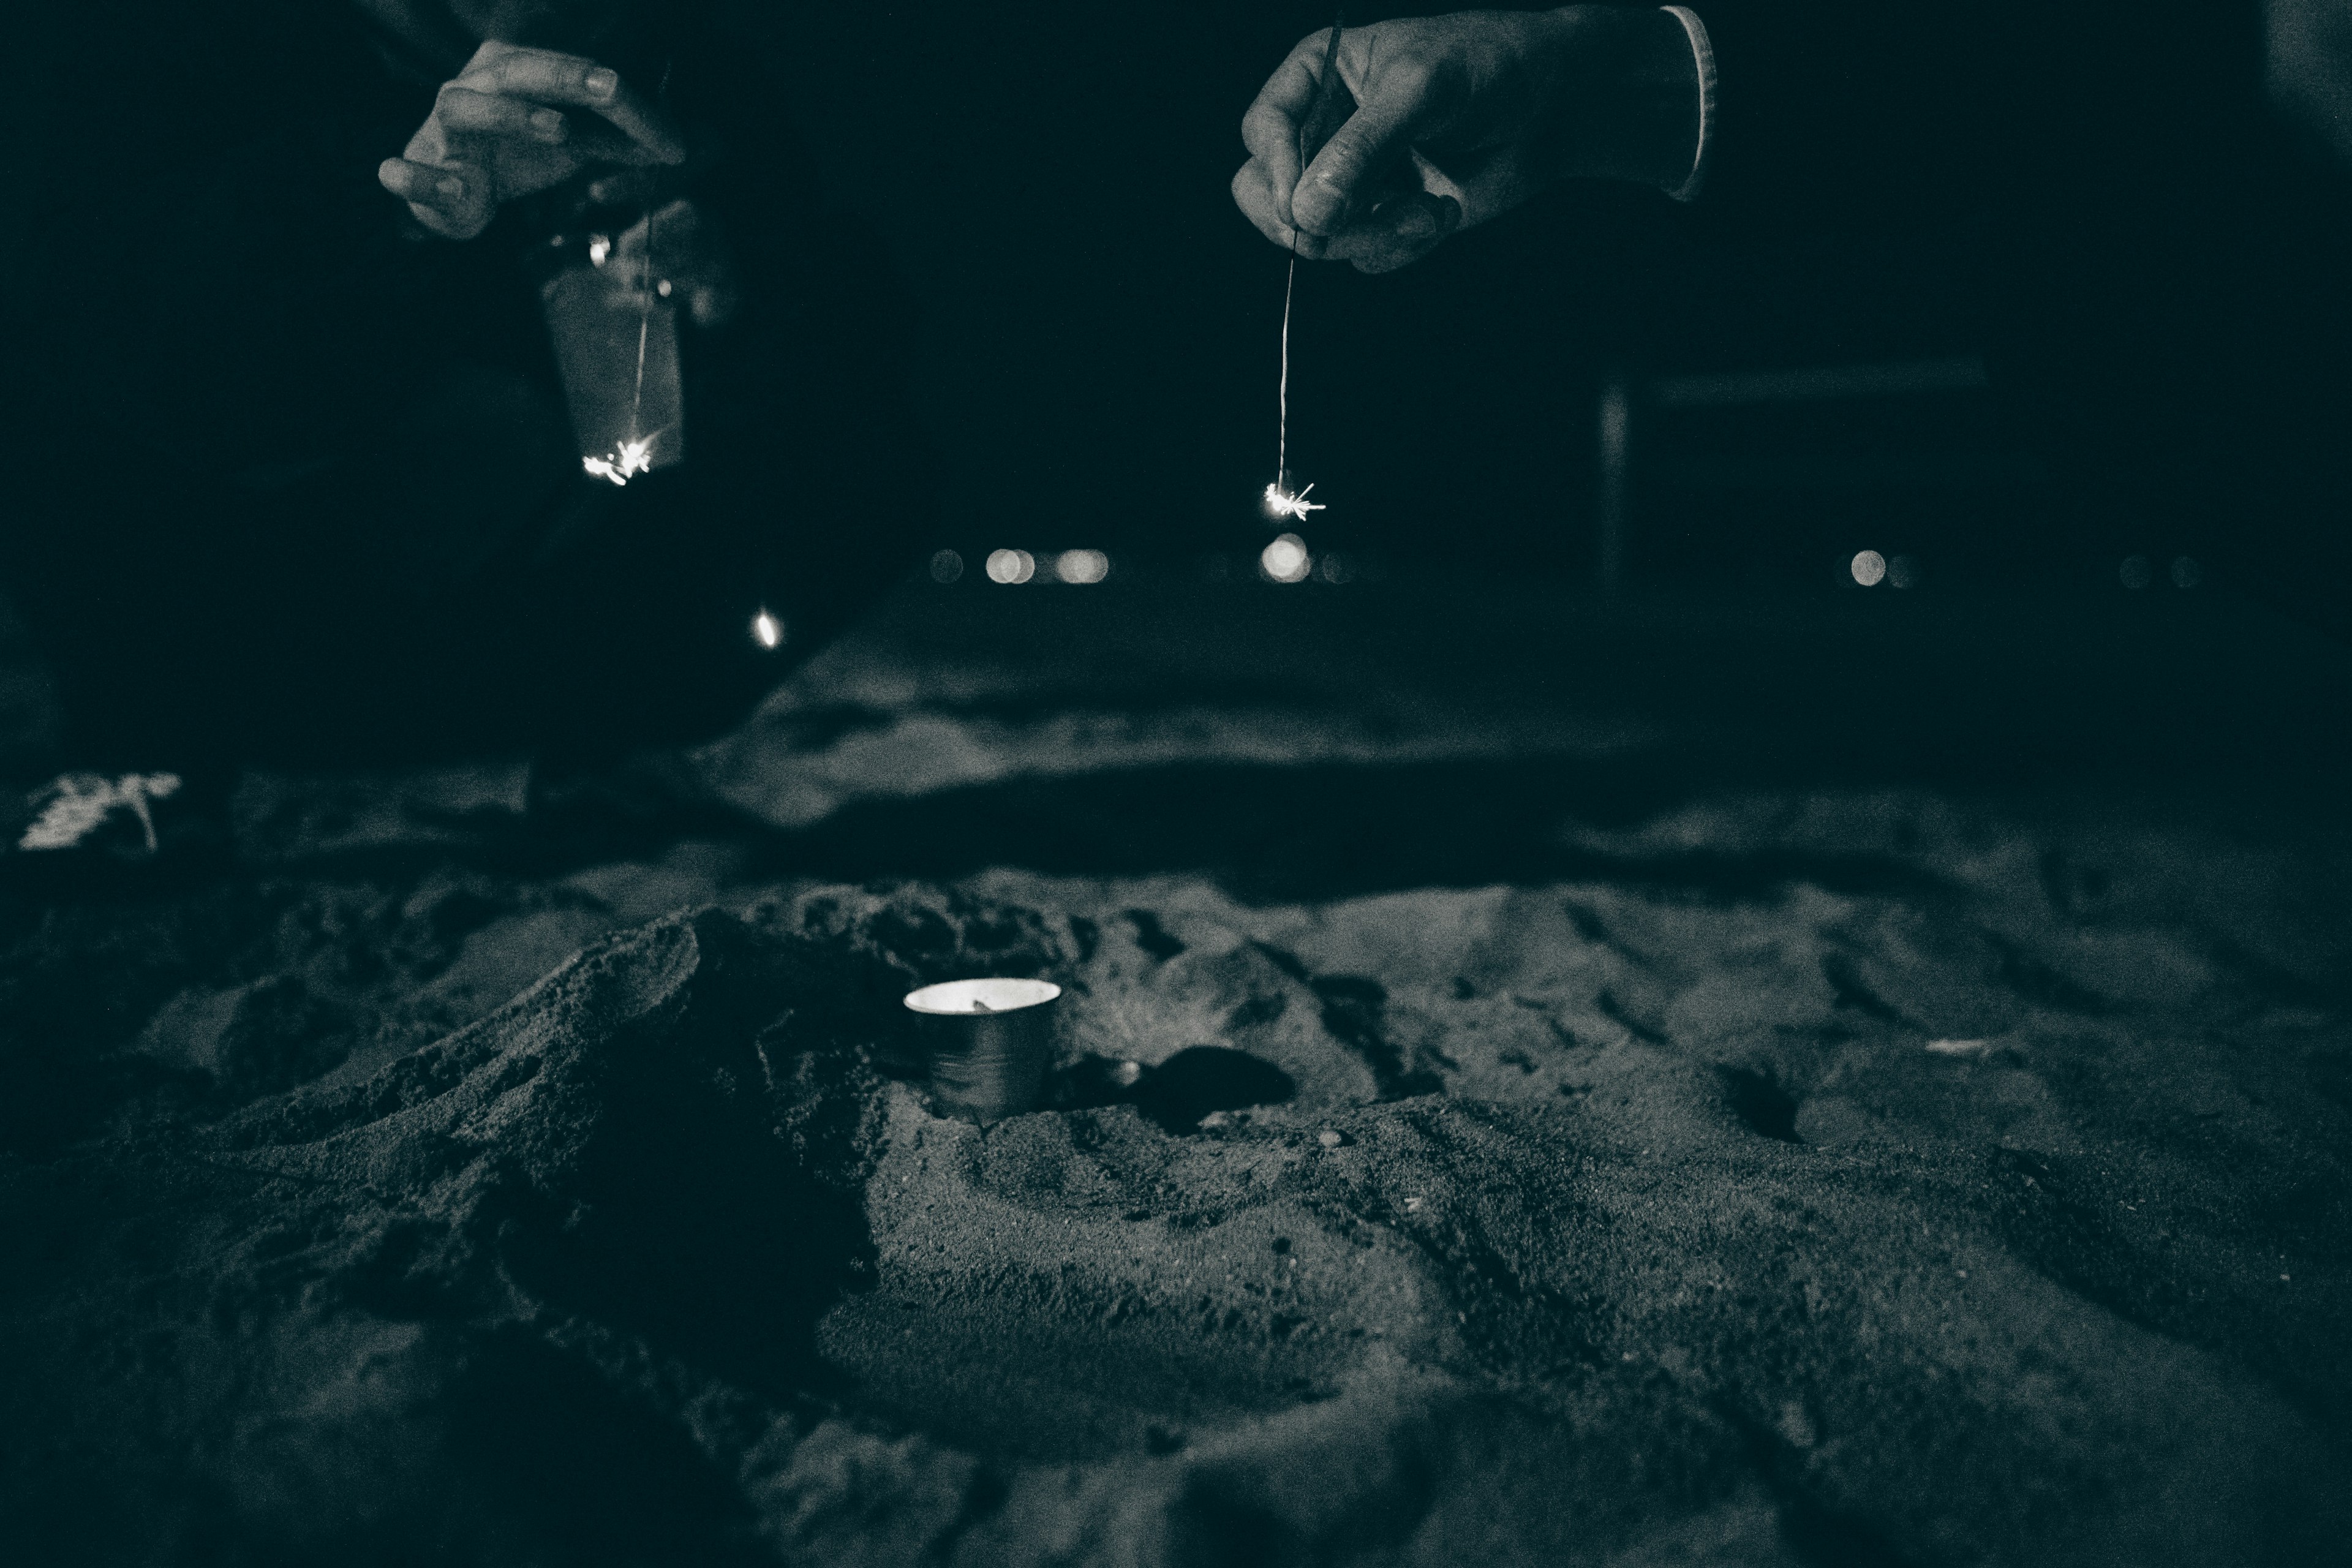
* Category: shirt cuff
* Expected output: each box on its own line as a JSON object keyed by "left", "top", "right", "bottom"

{"left": 1659, "top": 6, "right": 1717, "bottom": 202}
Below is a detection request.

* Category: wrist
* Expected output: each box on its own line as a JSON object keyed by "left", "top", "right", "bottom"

{"left": 1538, "top": 5, "right": 1704, "bottom": 193}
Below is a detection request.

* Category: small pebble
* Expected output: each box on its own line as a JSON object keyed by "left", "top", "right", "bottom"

{"left": 1199, "top": 1110, "right": 1230, "bottom": 1129}
{"left": 1317, "top": 1129, "right": 1343, "bottom": 1149}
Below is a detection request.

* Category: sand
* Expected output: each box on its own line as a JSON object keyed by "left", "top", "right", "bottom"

{"left": 4, "top": 584, "right": 2348, "bottom": 1564}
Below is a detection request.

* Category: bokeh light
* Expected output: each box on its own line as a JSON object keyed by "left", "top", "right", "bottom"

{"left": 986, "top": 549, "right": 1036, "bottom": 585}
{"left": 2119, "top": 554, "right": 2153, "bottom": 590}
{"left": 1317, "top": 552, "right": 1353, "bottom": 584}
{"left": 1850, "top": 550, "right": 1887, "bottom": 586}
{"left": 1888, "top": 554, "right": 1921, "bottom": 589}
{"left": 930, "top": 549, "right": 963, "bottom": 584}
{"left": 1261, "top": 533, "right": 1311, "bottom": 583}
{"left": 2171, "top": 555, "right": 2203, "bottom": 589}
{"left": 1054, "top": 549, "right": 1110, "bottom": 585}
{"left": 751, "top": 609, "right": 783, "bottom": 649}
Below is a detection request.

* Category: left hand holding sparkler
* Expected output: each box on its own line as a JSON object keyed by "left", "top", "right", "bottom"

{"left": 379, "top": 41, "right": 687, "bottom": 241}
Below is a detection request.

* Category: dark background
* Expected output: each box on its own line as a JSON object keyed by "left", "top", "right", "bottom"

{"left": 757, "top": 2, "right": 2017, "bottom": 586}
{"left": 752, "top": 4, "right": 2154, "bottom": 601}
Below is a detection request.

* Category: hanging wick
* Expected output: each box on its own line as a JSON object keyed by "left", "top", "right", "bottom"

{"left": 1268, "top": 13, "right": 1348, "bottom": 521}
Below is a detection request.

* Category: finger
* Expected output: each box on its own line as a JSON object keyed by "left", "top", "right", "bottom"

{"left": 1231, "top": 159, "right": 1330, "bottom": 259}
{"left": 1294, "top": 59, "right": 1450, "bottom": 237}
{"left": 1240, "top": 31, "right": 1334, "bottom": 239}
{"left": 434, "top": 85, "right": 569, "bottom": 145}
{"left": 378, "top": 157, "right": 492, "bottom": 239}
{"left": 1336, "top": 190, "right": 1462, "bottom": 273}
{"left": 586, "top": 168, "right": 660, "bottom": 208}
{"left": 456, "top": 48, "right": 685, "bottom": 163}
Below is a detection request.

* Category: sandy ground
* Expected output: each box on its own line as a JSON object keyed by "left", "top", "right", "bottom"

{"left": 3, "top": 580, "right": 2348, "bottom": 1565}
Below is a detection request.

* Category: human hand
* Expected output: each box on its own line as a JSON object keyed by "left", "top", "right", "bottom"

{"left": 1233, "top": 6, "right": 1701, "bottom": 273}
{"left": 378, "top": 40, "right": 687, "bottom": 241}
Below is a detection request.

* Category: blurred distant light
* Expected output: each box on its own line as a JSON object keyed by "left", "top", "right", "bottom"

{"left": 1261, "top": 533, "right": 1311, "bottom": 583}
{"left": 1850, "top": 550, "right": 1887, "bottom": 586}
{"left": 752, "top": 609, "right": 784, "bottom": 649}
{"left": 1888, "top": 553, "right": 1921, "bottom": 589}
{"left": 1055, "top": 548, "right": 1110, "bottom": 584}
{"left": 2119, "top": 554, "right": 2153, "bottom": 590}
{"left": 986, "top": 548, "right": 1035, "bottom": 585}
{"left": 930, "top": 548, "right": 964, "bottom": 584}
{"left": 587, "top": 233, "right": 611, "bottom": 266}
{"left": 2170, "top": 554, "right": 2203, "bottom": 589}
{"left": 1317, "top": 551, "right": 1354, "bottom": 584}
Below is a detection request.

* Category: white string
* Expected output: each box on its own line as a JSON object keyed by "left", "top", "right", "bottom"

{"left": 1278, "top": 247, "right": 1296, "bottom": 489}
{"left": 629, "top": 207, "right": 653, "bottom": 441}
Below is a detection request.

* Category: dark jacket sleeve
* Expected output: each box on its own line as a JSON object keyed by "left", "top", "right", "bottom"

{"left": 1686, "top": 1, "right": 2264, "bottom": 237}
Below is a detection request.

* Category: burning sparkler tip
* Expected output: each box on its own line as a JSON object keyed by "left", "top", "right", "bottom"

{"left": 582, "top": 434, "right": 660, "bottom": 486}
{"left": 1263, "top": 481, "right": 1326, "bottom": 521}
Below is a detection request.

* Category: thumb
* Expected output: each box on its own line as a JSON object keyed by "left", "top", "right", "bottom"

{"left": 1291, "top": 62, "right": 1444, "bottom": 236}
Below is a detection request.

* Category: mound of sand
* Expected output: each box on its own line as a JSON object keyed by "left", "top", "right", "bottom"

{"left": 6, "top": 587, "right": 2350, "bottom": 1563}
{"left": 8, "top": 818, "right": 2347, "bottom": 1564}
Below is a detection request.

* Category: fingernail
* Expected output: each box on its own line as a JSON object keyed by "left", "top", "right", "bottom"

{"left": 585, "top": 67, "right": 618, "bottom": 97}
{"left": 530, "top": 108, "right": 566, "bottom": 138}
{"left": 437, "top": 176, "right": 464, "bottom": 200}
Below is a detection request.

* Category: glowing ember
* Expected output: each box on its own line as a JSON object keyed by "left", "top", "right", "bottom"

{"left": 582, "top": 434, "right": 658, "bottom": 486}
{"left": 1264, "top": 482, "right": 1325, "bottom": 521}
{"left": 752, "top": 609, "right": 783, "bottom": 649}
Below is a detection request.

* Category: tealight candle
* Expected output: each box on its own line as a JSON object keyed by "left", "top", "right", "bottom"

{"left": 902, "top": 979, "right": 1063, "bottom": 1124}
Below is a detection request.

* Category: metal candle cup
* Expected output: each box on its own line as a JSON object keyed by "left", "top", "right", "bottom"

{"left": 902, "top": 979, "right": 1063, "bottom": 1124}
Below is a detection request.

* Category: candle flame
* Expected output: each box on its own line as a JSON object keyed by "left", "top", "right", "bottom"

{"left": 752, "top": 609, "right": 783, "bottom": 649}
{"left": 1264, "top": 481, "right": 1325, "bottom": 521}
{"left": 582, "top": 434, "right": 658, "bottom": 486}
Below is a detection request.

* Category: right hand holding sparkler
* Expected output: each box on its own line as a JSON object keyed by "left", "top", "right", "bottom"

{"left": 1233, "top": 6, "right": 1703, "bottom": 273}
{"left": 379, "top": 41, "right": 687, "bottom": 241}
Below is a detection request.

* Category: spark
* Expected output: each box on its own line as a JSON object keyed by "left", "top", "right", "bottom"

{"left": 582, "top": 434, "right": 658, "bottom": 485}
{"left": 1263, "top": 481, "right": 1324, "bottom": 520}
{"left": 752, "top": 609, "right": 783, "bottom": 649}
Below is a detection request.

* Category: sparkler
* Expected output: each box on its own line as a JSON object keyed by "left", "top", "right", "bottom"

{"left": 580, "top": 61, "right": 674, "bottom": 487}
{"left": 1268, "top": 10, "right": 1351, "bottom": 522}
